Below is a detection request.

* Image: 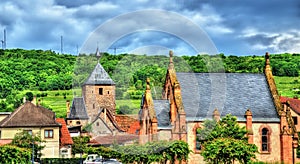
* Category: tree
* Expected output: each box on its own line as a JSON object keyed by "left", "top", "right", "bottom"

{"left": 199, "top": 114, "right": 258, "bottom": 164}
{"left": 0, "top": 145, "right": 31, "bottom": 163}
{"left": 72, "top": 136, "right": 90, "bottom": 155}
{"left": 25, "top": 92, "right": 34, "bottom": 101}
{"left": 11, "top": 130, "right": 45, "bottom": 161}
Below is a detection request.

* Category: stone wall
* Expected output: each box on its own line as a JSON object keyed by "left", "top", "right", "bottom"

{"left": 83, "top": 84, "right": 116, "bottom": 121}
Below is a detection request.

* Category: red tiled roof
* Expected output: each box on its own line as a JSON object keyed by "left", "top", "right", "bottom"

{"left": 280, "top": 96, "right": 300, "bottom": 114}
{"left": 89, "top": 134, "right": 138, "bottom": 145}
{"left": 0, "top": 139, "right": 12, "bottom": 146}
{"left": 115, "top": 115, "right": 140, "bottom": 134}
{"left": 56, "top": 118, "right": 73, "bottom": 145}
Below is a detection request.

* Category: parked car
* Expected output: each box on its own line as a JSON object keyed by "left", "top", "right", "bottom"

{"left": 83, "top": 154, "right": 102, "bottom": 164}
{"left": 103, "top": 159, "right": 122, "bottom": 164}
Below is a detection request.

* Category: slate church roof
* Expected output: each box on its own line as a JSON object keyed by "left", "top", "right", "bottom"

{"left": 68, "top": 97, "right": 89, "bottom": 120}
{"left": 176, "top": 72, "right": 280, "bottom": 122}
{"left": 84, "top": 63, "right": 115, "bottom": 85}
{"left": 0, "top": 102, "right": 60, "bottom": 127}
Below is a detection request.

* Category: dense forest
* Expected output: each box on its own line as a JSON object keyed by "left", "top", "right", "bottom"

{"left": 0, "top": 49, "right": 299, "bottom": 112}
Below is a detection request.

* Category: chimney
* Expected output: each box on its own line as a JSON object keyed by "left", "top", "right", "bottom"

{"left": 66, "top": 100, "right": 70, "bottom": 118}
{"left": 37, "top": 99, "right": 41, "bottom": 106}
{"left": 32, "top": 96, "right": 36, "bottom": 105}
{"left": 23, "top": 97, "right": 26, "bottom": 103}
{"left": 245, "top": 109, "right": 253, "bottom": 144}
{"left": 213, "top": 108, "right": 220, "bottom": 121}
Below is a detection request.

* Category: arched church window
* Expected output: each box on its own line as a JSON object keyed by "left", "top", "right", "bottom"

{"left": 196, "top": 128, "right": 202, "bottom": 151}
{"left": 262, "top": 128, "right": 269, "bottom": 152}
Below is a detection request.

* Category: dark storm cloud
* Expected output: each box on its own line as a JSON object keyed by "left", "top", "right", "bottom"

{"left": 245, "top": 34, "right": 279, "bottom": 47}
{"left": 0, "top": 0, "right": 299, "bottom": 55}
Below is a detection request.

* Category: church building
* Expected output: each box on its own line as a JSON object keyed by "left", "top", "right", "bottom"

{"left": 139, "top": 51, "right": 299, "bottom": 163}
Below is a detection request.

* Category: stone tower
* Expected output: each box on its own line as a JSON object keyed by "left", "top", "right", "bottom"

{"left": 82, "top": 58, "right": 116, "bottom": 122}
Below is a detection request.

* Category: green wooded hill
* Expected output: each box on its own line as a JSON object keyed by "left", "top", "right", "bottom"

{"left": 0, "top": 49, "right": 299, "bottom": 117}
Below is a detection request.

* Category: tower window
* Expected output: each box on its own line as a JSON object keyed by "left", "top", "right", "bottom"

{"left": 293, "top": 116, "right": 298, "bottom": 125}
{"left": 107, "top": 91, "right": 110, "bottom": 94}
{"left": 99, "top": 88, "right": 103, "bottom": 95}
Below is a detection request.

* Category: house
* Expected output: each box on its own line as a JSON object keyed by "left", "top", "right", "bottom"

{"left": 280, "top": 96, "right": 300, "bottom": 132}
{"left": 56, "top": 118, "right": 73, "bottom": 158}
{"left": 139, "top": 51, "right": 298, "bottom": 163}
{"left": 0, "top": 101, "right": 61, "bottom": 158}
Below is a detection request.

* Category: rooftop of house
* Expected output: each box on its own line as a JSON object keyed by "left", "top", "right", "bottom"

{"left": 68, "top": 97, "right": 89, "bottom": 120}
{"left": 280, "top": 96, "right": 300, "bottom": 114}
{"left": 115, "top": 115, "right": 140, "bottom": 134}
{"left": 0, "top": 101, "right": 61, "bottom": 127}
{"left": 176, "top": 72, "right": 279, "bottom": 122}
{"left": 56, "top": 118, "right": 73, "bottom": 146}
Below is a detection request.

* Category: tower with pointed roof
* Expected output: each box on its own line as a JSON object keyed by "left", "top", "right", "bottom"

{"left": 82, "top": 49, "right": 116, "bottom": 122}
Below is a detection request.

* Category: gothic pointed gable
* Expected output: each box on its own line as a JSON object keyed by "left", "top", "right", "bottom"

{"left": 84, "top": 63, "right": 115, "bottom": 85}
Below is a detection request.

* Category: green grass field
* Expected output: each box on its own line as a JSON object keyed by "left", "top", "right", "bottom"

{"left": 17, "top": 76, "right": 299, "bottom": 118}
{"left": 274, "top": 76, "right": 300, "bottom": 98}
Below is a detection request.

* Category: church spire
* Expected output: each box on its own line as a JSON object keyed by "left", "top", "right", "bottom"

{"left": 96, "top": 46, "right": 102, "bottom": 63}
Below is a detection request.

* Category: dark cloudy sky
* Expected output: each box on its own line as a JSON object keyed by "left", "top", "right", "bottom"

{"left": 1, "top": 0, "right": 300, "bottom": 56}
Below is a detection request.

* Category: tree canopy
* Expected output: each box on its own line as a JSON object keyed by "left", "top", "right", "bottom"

{"left": 199, "top": 114, "right": 258, "bottom": 164}
{"left": 11, "top": 130, "right": 45, "bottom": 161}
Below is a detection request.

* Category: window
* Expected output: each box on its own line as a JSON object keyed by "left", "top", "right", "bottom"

{"left": 107, "top": 91, "right": 110, "bottom": 94}
{"left": 99, "top": 88, "right": 103, "bottom": 95}
{"left": 293, "top": 116, "right": 298, "bottom": 125}
{"left": 0, "top": 130, "right": 1, "bottom": 139}
{"left": 262, "top": 128, "right": 269, "bottom": 152}
{"left": 44, "top": 129, "right": 53, "bottom": 138}
{"left": 25, "top": 130, "right": 32, "bottom": 135}
{"left": 93, "top": 103, "right": 95, "bottom": 109}
{"left": 76, "top": 121, "right": 81, "bottom": 125}
{"left": 195, "top": 128, "right": 202, "bottom": 151}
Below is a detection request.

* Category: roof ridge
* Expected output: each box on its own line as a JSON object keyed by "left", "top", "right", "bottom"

{"left": 0, "top": 102, "right": 29, "bottom": 126}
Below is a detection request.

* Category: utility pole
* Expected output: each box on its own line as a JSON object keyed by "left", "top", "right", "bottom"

{"left": 109, "top": 47, "right": 121, "bottom": 55}
{"left": 1, "top": 29, "right": 6, "bottom": 49}
{"left": 76, "top": 44, "right": 78, "bottom": 55}
{"left": 60, "top": 35, "right": 63, "bottom": 54}
{"left": 3, "top": 29, "right": 6, "bottom": 49}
